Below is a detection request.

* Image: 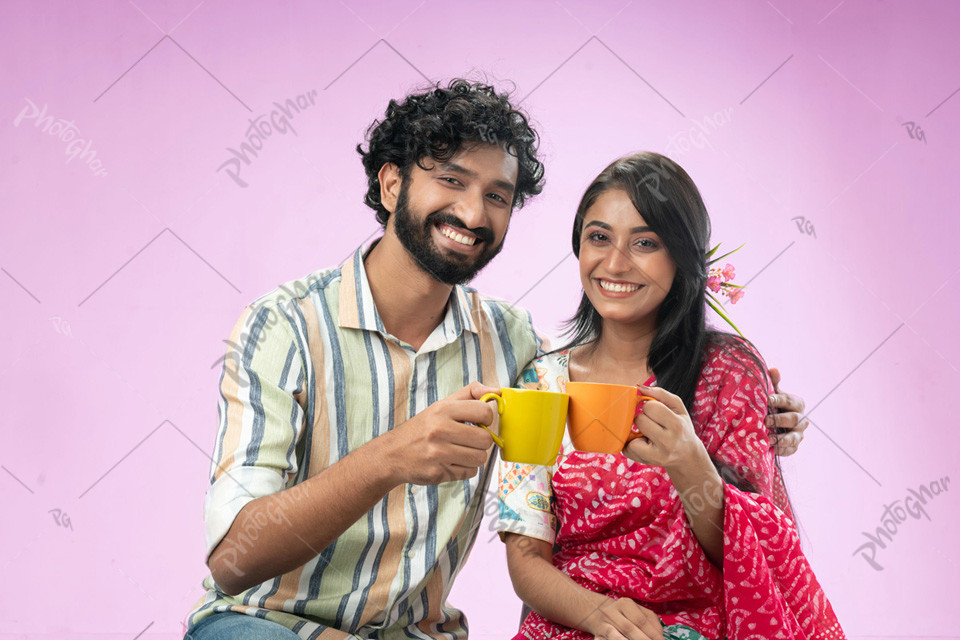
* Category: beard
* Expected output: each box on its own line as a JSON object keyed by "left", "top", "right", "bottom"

{"left": 393, "top": 183, "right": 505, "bottom": 285}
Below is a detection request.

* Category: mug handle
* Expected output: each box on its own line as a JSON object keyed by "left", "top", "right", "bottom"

{"left": 478, "top": 392, "right": 506, "bottom": 448}
{"left": 627, "top": 395, "right": 657, "bottom": 441}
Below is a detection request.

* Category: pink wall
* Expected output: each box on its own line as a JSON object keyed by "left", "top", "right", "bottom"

{"left": 2, "top": 1, "right": 958, "bottom": 637}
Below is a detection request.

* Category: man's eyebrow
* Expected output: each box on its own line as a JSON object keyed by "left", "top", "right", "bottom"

{"left": 440, "top": 161, "right": 477, "bottom": 178}
{"left": 440, "top": 161, "right": 516, "bottom": 194}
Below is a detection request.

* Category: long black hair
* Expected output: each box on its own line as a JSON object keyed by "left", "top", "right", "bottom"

{"left": 563, "top": 152, "right": 780, "bottom": 495}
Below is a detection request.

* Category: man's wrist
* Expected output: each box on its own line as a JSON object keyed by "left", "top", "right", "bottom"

{"left": 357, "top": 430, "right": 404, "bottom": 490}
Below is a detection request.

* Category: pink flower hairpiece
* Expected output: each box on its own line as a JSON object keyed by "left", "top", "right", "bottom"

{"left": 706, "top": 243, "right": 746, "bottom": 337}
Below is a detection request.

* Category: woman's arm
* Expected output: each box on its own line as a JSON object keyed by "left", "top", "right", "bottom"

{"left": 624, "top": 385, "right": 726, "bottom": 568}
{"left": 505, "top": 533, "right": 664, "bottom": 640}
{"left": 663, "top": 450, "right": 725, "bottom": 568}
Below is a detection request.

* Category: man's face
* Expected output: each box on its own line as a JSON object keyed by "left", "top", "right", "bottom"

{"left": 391, "top": 143, "right": 518, "bottom": 285}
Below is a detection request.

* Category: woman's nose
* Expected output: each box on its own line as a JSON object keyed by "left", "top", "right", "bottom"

{"left": 603, "top": 244, "right": 632, "bottom": 273}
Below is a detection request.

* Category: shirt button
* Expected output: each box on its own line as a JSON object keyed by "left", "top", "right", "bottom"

{"left": 406, "top": 548, "right": 416, "bottom": 558}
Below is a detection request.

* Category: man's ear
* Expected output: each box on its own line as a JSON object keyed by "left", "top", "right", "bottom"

{"left": 379, "top": 163, "right": 402, "bottom": 215}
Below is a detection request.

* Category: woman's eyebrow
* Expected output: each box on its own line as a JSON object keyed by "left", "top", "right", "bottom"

{"left": 584, "top": 220, "right": 653, "bottom": 233}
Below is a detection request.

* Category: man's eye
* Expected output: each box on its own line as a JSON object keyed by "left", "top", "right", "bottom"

{"left": 442, "top": 177, "right": 461, "bottom": 185}
{"left": 488, "top": 193, "right": 507, "bottom": 204}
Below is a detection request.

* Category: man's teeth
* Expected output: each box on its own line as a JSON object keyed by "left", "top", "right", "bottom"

{"left": 440, "top": 226, "right": 477, "bottom": 246}
{"left": 599, "top": 280, "right": 640, "bottom": 293}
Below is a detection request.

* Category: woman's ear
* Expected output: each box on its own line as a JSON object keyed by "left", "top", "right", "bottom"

{"left": 379, "top": 163, "right": 402, "bottom": 215}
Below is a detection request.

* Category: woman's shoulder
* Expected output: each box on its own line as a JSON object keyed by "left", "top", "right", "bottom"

{"left": 699, "top": 334, "right": 771, "bottom": 395}
{"left": 517, "top": 349, "right": 571, "bottom": 390}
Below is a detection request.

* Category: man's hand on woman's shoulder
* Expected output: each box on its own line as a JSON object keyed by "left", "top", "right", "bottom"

{"left": 765, "top": 367, "right": 809, "bottom": 457}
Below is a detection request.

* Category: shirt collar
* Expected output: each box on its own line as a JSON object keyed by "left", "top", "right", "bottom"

{"left": 338, "top": 244, "right": 480, "bottom": 338}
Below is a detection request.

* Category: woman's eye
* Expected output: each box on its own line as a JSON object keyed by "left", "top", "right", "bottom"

{"left": 635, "top": 238, "right": 659, "bottom": 250}
{"left": 442, "top": 177, "right": 461, "bottom": 185}
{"left": 587, "top": 231, "right": 608, "bottom": 243}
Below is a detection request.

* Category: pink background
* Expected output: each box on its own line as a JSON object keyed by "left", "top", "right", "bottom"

{"left": 2, "top": 1, "right": 958, "bottom": 638}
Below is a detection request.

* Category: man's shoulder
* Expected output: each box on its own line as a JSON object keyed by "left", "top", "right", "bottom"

{"left": 461, "top": 286, "right": 548, "bottom": 362}
{"left": 462, "top": 286, "right": 535, "bottom": 330}
{"left": 248, "top": 263, "right": 344, "bottom": 311}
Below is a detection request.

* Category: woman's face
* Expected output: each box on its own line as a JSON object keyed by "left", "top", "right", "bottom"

{"left": 578, "top": 188, "right": 677, "bottom": 331}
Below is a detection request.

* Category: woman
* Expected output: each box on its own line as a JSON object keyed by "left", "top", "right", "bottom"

{"left": 497, "top": 153, "right": 845, "bottom": 640}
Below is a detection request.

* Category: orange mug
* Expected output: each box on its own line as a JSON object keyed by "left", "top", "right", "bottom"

{"left": 565, "top": 382, "right": 655, "bottom": 454}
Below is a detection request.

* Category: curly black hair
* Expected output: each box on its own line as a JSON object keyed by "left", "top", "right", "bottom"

{"left": 357, "top": 79, "right": 546, "bottom": 226}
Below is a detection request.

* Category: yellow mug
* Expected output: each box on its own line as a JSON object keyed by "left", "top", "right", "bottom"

{"left": 565, "top": 382, "right": 655, "bottom": 454}
{"left": 479, "top": 388, "right": 569, "bottom": 465}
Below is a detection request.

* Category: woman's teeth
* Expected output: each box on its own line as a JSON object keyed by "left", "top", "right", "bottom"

{"left": 599, "top": 280, "right": 640, "bottom": 293}
{"left": 440, "top": 226, "right": 477, "bottom": 246}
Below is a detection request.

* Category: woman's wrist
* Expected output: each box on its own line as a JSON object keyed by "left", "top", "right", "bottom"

{"left": 665, "top": 442, "right": 715, "bottom": 483}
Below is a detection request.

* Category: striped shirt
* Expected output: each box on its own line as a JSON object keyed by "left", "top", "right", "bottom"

{"left": 187, "top": 244, "right": 542, "bottom": 639}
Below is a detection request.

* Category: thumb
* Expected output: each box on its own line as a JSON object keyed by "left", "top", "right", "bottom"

{"left": 768, "top": 367, "right": 781, "bottom": 393}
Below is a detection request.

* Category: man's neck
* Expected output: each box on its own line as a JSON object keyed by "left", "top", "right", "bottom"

{"left": 363, "top": 233, "right": 454, "bottom": 351}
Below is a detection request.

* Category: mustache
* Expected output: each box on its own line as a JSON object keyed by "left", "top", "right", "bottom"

{"left": 426, "top": 212, "right": 495, "bottom": 245}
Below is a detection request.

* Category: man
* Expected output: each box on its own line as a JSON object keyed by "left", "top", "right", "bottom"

{"left": 185, "top": 79, "right": 808, "bottom": 639}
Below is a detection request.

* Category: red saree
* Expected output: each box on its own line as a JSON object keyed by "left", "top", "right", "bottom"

{"left": 500, "top": 345, "right": 845, "bottom": 640}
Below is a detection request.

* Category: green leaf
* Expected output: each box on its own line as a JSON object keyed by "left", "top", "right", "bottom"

{"left": 706, "top": 243, "right": 745, "bottom": 266}
{"left": 707, "top": 295, "right": 745, "bottom": 337}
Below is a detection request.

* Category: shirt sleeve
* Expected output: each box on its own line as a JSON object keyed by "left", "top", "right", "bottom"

{"left": 496, "top": 358, "right": 559, "bottom": 544}
{"left": 203, "top": 302, "right": 306, "bottom": 555}
{"left": 496, "top": 460, "right": 557, "bottom": 545}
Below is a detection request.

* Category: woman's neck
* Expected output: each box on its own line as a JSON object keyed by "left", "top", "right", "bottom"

{"left": 570, "top": 318, "right": 658, "bottom": 386}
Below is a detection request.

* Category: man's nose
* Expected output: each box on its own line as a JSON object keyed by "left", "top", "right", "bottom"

{"left": 453, "top": 189, "right": 486, "bottom": 230}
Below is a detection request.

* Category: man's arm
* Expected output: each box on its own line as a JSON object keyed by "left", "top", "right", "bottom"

{"left": 208, "top": 381, "right": 499, "bottom": 595}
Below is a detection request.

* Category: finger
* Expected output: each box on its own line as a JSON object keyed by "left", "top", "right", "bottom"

{"left": 633, "top": 413, "right": 666, "bottom": 440}
{"left": 634, "top": 401, "right": 678, "bottom": 432}
{"left": 772, "top": 431, "right": 802, "bottom": 457}
{"left": 611, "top": 616, "right": 659, "bottom": 640}
{"left": 623, "top": 436, "right": 657, "bottom": 465}
{"left": 447, "top": 381, "right": 501, "bottom": 402}
{"left": 768, "top": 367, "right": 781, "bottom": 392}
{"left": 765, "top": 411, "right": 784, "bottom": 431}
{"left": 637, "top": 384, "right": 687, "bottom": 416}
{"left": 765, "top": 411, "right": 804, "bottom": 434}
{"left": 421, "top": 462, "right": 481, "bottom": 485}
{"left": 620, "top": 601, "right": 664, "bottom": 639}
{"left": 767, "top": 391, "right": 805, "bottom": 413}
{"left": 595, "top": 628, "right": 628, "bottom": 640}
{"left": 448, "top": 399, "right": 499, "bottom": 428}
{"left": 446, "top": 442, "right": 492, "bottom": 468}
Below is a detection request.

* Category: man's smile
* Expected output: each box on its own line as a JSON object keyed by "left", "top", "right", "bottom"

{"left": 437, "top": 222, "right": 479, "bottom": 246}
